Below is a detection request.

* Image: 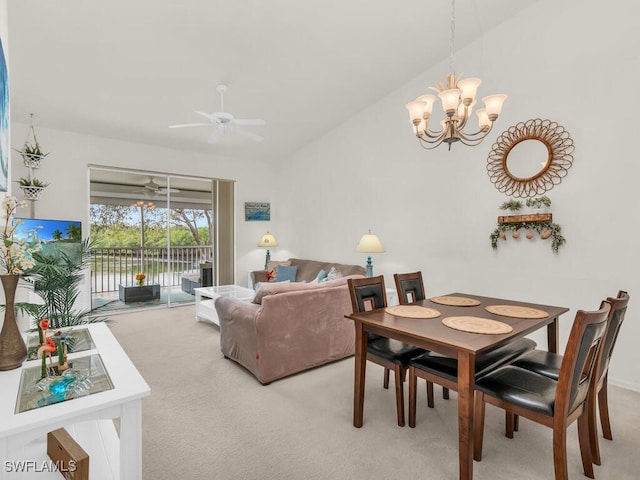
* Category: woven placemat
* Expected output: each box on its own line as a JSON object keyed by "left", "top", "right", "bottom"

{"left": 485, "top": 305, "right": 549, "bottom": 319}
{"left": 442, "top": 316, "right": 513, "bottom": 334}
{"left": 385, "top": 305, "right": 441, "bottom": 319}
{"left": 430, "top": 296, "right": 481, "bottom": 307}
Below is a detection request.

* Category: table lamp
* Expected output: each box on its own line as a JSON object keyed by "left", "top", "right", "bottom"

{"left": 258, "top": 232, "right": 279, "bottom": 269}
{"left": 356, "top": 230, "right": 385, "bottom": 278}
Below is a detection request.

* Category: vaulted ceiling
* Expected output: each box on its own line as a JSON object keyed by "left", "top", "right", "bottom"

{"left": 7, "top": 0, "right": 537, "bottom": 163}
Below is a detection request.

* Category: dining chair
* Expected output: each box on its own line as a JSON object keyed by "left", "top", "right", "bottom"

{"left": 407, "top": 334, "right": 537, "bottom": 426}
{"left": 473, "top": 302, "right": 611, "bottom": 480}
{"left": 394, "top": 271, "right": 450, "bottom": 403}
{"left": 394, "top": 272, "right": 426, "bottom": 305}
{"left": 511, "top": 290, "right": 630, "bottom": 465}
{"left": 347, "top": 276, "right": 425, "bottom": 427}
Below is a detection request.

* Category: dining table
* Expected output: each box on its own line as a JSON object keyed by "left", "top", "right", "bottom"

{"left": 345, "top": 292, "right": 569, "bottom": 480}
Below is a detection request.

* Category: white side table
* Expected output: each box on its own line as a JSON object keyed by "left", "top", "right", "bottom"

{"left": 195, "top": 285, "right": 255, "bottom": 326}
{"left": 0, "top": 323, "right": 150, "bottom": 480}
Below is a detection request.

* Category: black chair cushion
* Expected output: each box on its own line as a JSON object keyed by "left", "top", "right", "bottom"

{"left": 368, "top": 337, "right": 425, "bottom": 364}
{"left": 410, "top": 338, "right": 537, "bottom": 382}
{"left": 475, "top": 365, "right": 557, "bottom": 416}
{"left": 511, "top": 349, "right": 562, "bottom": 380}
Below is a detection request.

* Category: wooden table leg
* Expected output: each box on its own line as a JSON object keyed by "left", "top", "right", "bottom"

{"left": 353, "top": 321, "right": 367, "bottom": 428}
{"left": 457, "top": 351, "right": 476, "bottom": 480}
{"left": 547, "top": 317, "right": 559, "bottom": 353}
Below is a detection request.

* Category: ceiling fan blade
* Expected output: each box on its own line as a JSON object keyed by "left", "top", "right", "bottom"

{"left": 208, "top": 126, "right": 225, "bottom": 144}
{"left": 232, "top": 126, "right": 264, "bottom": 142}
{"left": 169, "top": 123, "right": 210, "bottom": 128}
{"left": 194, "top": 111, "right": 215, "bottom": 121}
{"left": 233, "top": 118, "right": 266, "bottom": 126}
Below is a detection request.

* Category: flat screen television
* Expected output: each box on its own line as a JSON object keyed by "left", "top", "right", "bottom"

{"left": 13, "top": 218, "right": 82, "bottom": 263}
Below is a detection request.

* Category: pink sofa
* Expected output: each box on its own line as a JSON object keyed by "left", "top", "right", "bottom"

{"left": 216, "top": 263, "right": 365, "bottom": 384}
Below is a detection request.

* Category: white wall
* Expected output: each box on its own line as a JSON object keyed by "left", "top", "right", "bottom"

{"left": 4, "top": 0, "right": 638, "bottom": 390}
{"left": 275, "top": 0, "right": 640, "bottom": 391}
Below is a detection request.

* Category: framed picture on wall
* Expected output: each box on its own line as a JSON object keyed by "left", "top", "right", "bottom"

{"left": 245, "top": 202, "right": 270, "bottom": 221}
{"left": 0, "top": 36, "right": 8, "bottom": 192}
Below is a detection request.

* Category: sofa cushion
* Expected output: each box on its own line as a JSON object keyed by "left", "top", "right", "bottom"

{"left": 288, "top": 258, "right": 366, "bottom": 282}
{"left": 275, "top": 265, "right": 298, "bottom": 282}
{"left": 325, "top": 266, "right": 343, "bottom": 282}
{"left": 266, "top": 260, "right": 291, "bottom": 282}
{"left": 316, "top": 269, "right": 327, "bottom": 283}
{"left": 252, "top": 274, "right": 363, "bottom": 304}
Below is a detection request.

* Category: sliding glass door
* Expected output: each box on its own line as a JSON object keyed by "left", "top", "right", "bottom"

{"left": 89, "top": 167, "right": 234, "bottom": 313}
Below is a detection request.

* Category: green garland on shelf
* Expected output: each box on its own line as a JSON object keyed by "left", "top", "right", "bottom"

{"left": 490, "top": 221, "right": 566, "bottom": 253}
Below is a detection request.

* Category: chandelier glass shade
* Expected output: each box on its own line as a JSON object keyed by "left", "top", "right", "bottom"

{"left": 406, "top": 74, "right": 507, "bottom": 151}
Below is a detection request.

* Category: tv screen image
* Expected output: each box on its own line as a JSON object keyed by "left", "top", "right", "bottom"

{"left": 14, "top": 218, "right": 82, "bottom": 263}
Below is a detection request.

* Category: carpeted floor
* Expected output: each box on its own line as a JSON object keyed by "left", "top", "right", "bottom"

{"left": 107, "top": 306, "right": 640, "bottom": 480}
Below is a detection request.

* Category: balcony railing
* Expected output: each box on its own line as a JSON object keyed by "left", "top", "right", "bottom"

{"left": 91, "top": 246, "right": 213, "bottom": 293}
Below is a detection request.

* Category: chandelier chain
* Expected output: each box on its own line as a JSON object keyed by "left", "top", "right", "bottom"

{"left": 449, "top": 0, "right": 456, "bottom": 74}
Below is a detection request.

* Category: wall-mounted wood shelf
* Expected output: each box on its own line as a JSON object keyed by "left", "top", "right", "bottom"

{"left": 498, "top": 213, "right": 552, "bottom": 224}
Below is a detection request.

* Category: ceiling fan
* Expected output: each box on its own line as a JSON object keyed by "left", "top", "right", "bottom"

{"left": 169, "top": 84, "right": 266, "bottom": 143}
{"left": 131, "top": 177, "right": 180, "bottom": 199}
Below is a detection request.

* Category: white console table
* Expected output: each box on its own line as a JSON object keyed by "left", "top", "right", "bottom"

{"left": 0, "top": 323, "right": 150, "bottom": 479}
{"left": 195, "top": 285, "right": 255, "bottom": 326}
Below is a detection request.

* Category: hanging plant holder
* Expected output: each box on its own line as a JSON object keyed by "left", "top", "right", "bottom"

{"left": 22, "top": 153, "right": 43, "bottom": 169}
{"left": 20, "top": 185, "right": 45, "bottom": 201}
{"left": 13, "top": 114, "right": 48, "bottom": 168}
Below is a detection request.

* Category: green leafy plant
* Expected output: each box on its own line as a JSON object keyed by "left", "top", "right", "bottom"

{"left": 499, "top": 199, "right": 523, "bottom": 212}
{"left": 526, "top": 196, "right": 552, "bottom": 209}
{"left": 18, "top": 177, "right": 49, "bottom": 188}
{"left": 21, "top": 143, "right": 48, "bottom": 158}
{"left": 490, "top": 221, "right": 566, "bottom": 253}
{"left": 23, "top": 238, "right": 104, "bottom": 329}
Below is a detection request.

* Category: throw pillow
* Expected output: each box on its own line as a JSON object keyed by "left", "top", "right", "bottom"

{"left": 325, "top": 266, "right": 343, "bottom": 282}
{"left": 275, "top": 265, "right": 298, "bottom": 283}
{"left": 266, "top": 260, "right": 291, "bottom": 282}
{"left": 316, "top": 269, "right": 327, "bottom": 283}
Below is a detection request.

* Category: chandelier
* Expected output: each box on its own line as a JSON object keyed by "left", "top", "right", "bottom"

{"left": 405, "top": 0, "right": 507, "bottom": 150}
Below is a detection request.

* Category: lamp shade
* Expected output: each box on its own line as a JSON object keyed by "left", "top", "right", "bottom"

{"left": 258, "top": 232, "right": 278, "bottom": 248}
{"left": 356, "top": 231, "right": 385, "bottom": 254}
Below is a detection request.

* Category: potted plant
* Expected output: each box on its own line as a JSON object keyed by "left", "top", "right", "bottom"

{"left": 14, "top": 114, "right": 49, "bottom": 169}
{"left": 23, "top": 238, "right": 103, "bottom": 329}
{"left": 17, "top": 177, "right": 49, "bottom": 201}
{"left": 17, "top": 142, "right": 49, "bottom": 168}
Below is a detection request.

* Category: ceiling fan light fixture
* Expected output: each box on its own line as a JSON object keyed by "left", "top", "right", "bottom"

{"left": 169, "top": 83, "right": 265, "bottom": 144}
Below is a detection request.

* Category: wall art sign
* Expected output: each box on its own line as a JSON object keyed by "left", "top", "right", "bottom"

{"left": 244, "top": 202, "right": 270, "bottom": 221}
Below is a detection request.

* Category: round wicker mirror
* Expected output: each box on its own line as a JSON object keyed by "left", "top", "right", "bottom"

{"left": 487, "top": 119, "right": 574, "bottom": 198}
